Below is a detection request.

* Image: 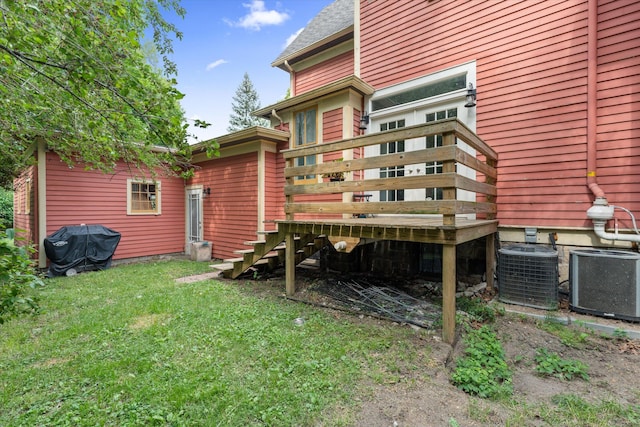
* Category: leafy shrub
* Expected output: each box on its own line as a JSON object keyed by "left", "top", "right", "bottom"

{"left": 0, "top": 188, "right": 12, "bottom": 230}
{"left": 0, "top": 228, "right": 44, "bottom": 324}
{"left": 534, "top": 348, "right": 589, "bottom": 381}
{"left": 451, "top": 326, "right": 512, "bottom": 398}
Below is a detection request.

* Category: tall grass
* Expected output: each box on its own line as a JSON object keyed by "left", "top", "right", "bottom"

{"left": 0, "top": 260, "right": 426, "bottom": 426}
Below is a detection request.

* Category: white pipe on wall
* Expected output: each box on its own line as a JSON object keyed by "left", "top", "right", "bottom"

{"left": 592, "top": 221, "right": 640, "bottom": 244}
{"left": 587, "top": 199, "right": 640, "bottom": 244}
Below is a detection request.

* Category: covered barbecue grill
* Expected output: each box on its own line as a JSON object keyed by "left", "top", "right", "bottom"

{"left": 44, "top": 225, "right": 121, "bottom": 277}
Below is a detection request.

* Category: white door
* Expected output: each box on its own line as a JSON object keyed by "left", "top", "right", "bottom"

{"left": 186, "top": 188, "right": 203, "bottom": 251}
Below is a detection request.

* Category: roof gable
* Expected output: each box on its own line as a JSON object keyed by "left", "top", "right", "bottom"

{"left": 272, "top": 0, "right": 353, "bottom": 68}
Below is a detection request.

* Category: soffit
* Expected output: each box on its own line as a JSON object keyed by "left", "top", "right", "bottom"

{"left": 191, "top": 126, "right": 289, "bottom": 157}
{"left": 254, "top": 75, "right": 375, "bottom": 119}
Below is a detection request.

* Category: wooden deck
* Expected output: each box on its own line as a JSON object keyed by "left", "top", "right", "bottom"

{"left": 278, "top": 216, "right": 497, "bottom": 345}
{"left": 280, "top": 118, "right": 498, "bottom": 344}
{"left": 276, "top": 216, "right": 498, "bottom": 245}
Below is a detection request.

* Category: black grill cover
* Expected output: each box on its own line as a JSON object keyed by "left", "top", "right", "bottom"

{"left": 44, "top": 225, "right": 121, "bottom": 277}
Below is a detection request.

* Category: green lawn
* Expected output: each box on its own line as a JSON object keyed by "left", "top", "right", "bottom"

{"left": 0, "top": 260, "right": 427, "bottom": 426}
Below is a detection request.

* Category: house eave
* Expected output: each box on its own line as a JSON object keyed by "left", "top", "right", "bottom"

{"left": 191, "top": 126, "right": 290, "bottom": 156}
{"left": 272, "top": 27, "right": 354, "bottom": 71}
{"left": 254, "top": 75, "right": 375, "bottom": 119}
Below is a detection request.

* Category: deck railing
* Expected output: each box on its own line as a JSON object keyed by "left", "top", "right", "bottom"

{"left": 282, "top": 117, "right": 498, "bottom": 226}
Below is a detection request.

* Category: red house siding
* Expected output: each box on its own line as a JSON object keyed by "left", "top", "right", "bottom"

{"left": 264, "top": 150, "right": 281, "bottom": 229}
{"left": 45, "top": 152, "right": 185, "bottom": 260}
{"left": 13, "top": 166, "right": 36, "bottom": 247}
{"left": 295, "top": 50, "right": 354, "bottom": 95}
{"left": 595, "top": 0, "right": 640, "bottom": 229}
{"left": 359, "top": 0, "right": 639, "bottom": 229}
{"left": 323, "top": 108, "right": 343, "bottom": 145}
{"left": 353, "top": 108, "right": 364, "bottom": 180}
{"left": 190, "top": 152, "right": 259, "bottom": 260}
{"left": 272, "top": 136, "right": 289, "bottom": 221}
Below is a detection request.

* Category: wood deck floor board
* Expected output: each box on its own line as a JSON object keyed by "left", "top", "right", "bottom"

{"left": 275, "top": 217, "right": 497, "bottom": 244}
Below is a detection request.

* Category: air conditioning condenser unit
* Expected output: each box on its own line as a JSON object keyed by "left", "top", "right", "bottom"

{"left": 498, "top": 244, "right": 558, "bottom": 309}
{"left": 570, "top": 249, "right": 640, "bottom": 321}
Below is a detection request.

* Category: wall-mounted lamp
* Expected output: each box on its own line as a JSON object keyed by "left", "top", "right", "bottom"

{"left": 203, "top": 187, "right": 211, "bottom": 197}
{"left": 464, "top": 83, "right": 477, "bottom": 108}
{"left": 359, "top": 112, "right": 370, "bottom": 130}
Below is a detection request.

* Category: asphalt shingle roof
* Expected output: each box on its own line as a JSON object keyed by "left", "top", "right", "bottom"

{"left": 272, "top": 0, "right": 353, "bottom": 66}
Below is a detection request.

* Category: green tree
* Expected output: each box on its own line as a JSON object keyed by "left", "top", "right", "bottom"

{"left": 227, "top": 72, "right": 269, "bottom": 132}
{"left": 0, "top": 0, "right": 216, "bottom": 188}
{"left": 0, "top": 189, "right": 12, "bottom": 230}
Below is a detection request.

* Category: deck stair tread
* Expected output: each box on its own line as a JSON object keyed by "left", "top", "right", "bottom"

{"left": 233, "top": 249, "right": 257, "bottom": 255}
{"left": 213, "top": 229, "right": 329, "bottom": 279}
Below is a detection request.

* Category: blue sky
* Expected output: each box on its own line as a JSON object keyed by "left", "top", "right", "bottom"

{"left": 164, "top": 0, "right": 334, "bottom": 142}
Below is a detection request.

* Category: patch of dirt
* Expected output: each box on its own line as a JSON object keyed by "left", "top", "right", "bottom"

{"left": 33, "top": 357, "right": 72, "bottom": 369}
{"left": 223, "top": 267, "right": 640, "bottom": 426}
{"left": 175, "top": 271, "right": 221, "bottom": 284}
{"left": 343, "top": 313, "right": 640, "bottom": 427}
{"left": 128, "top": 313, "right": 170, "bottom": 330}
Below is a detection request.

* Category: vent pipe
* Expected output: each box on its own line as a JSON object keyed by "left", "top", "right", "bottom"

{"left": 586, "top": 0, "right": 605, "bottom": 202}
{"left": 587, "top": 199, "right": 640, "bottom": 243}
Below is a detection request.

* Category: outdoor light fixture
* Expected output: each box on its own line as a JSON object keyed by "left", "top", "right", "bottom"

{"left": 203, "top": 187, "right": 211, "bottom": 197}
{"left": 464, "top": 83, "right": 477, "bottom": 108}
{"left": 359, "top": 112, "right": 370, "bottom": 130}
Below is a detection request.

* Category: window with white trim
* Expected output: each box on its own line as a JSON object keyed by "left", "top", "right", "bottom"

{"left": 294, "top": 107, "right": 317, "bottom": 182}
{"left": 425, "top": 108, "right": 458, "bottom": 200}
{"left": 127, "top": 179, "right": 161, "bottom": 215}
{"left": 379, "top": 119, "right": 405, "bottom": 202}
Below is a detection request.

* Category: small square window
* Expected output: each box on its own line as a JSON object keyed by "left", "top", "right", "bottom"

{"left": 127, "top": 179, "right": 161, "bottom": 215}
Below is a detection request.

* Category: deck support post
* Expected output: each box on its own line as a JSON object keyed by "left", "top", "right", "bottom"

{"left": 285, "top": 233, "right": 296, "bottom": 296}
{"left": 442, "top": 131, "right": 457, "bottom": 227}
{"left": 485, "top": 233, "right": 495, "bottom": 292}
{"left": 442, "top": 243, "right": 457, "bottom": 344}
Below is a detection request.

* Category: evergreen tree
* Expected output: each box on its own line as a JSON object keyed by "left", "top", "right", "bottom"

{"left": 227, "top": 73, "right": 269, "bottom": 132}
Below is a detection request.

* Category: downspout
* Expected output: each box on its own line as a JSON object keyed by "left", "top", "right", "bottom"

{"left": 284, "top": 60, "right": 295, "bottom": 97}
{"left": 271, "top": 109, "right": 283, "bottom": 126}
{"left": 586, "top": 0, "right": 605, "bottom": 201}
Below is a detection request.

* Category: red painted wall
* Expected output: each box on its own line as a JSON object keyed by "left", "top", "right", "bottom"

{"left": 295, "top": 50, "right": 354, "bottom": 95}
{"left": 45, "top": 152, "right": 185, "bottom": 260}
{"left": 264, "top": 149, "right": 282, "bottom": 230}
{"left": 13, "top": 165, "right": 36, "bottom": 248}
{"left": 353, "top": 109, "right": 364, "bottom": 180}
{"left": 595, "top": 0, "right": 640, "bottom": 230}
{"left": 189, "top": 152, "right": 259, "bottom": 260}
{"left": 359, "top": 0, "right": 640, "bottom": 229}
{"left": 266, "top": 140, "right": 289, "bottom": 225}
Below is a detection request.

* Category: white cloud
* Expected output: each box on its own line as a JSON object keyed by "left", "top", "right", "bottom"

{"left": 232, "top": 0, "right": 290, "bottom": 31}
{"left": 284, "top": 27, "right": 304, "bottom": 48}
{"left": 205, "top": 59, "right": 228, "bottom": 71}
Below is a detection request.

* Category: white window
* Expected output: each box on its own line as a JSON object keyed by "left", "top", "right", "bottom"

{"left": 425, "top": 107, "right": 458, "bottom": 200}
{"left": 127, "top": 179, "right": 161, "bottom": 215}
{"left": 379, "top": 119, "right": 406, "bottom": 202}
{"left": 365, "top": 61, "right": 477, "bottom": 207}
{"left": 293, "top": 107, "right": 317, "bottom": 183}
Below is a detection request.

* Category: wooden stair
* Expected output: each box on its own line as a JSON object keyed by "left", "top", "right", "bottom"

{"left": 211, "top": 229, "right": 328, "bottom": 279}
